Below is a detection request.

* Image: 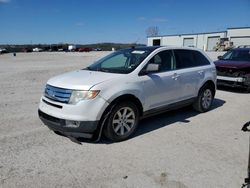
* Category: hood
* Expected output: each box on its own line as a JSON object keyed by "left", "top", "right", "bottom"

{"left": 47, "top": 70, "right": 124, "bottom": 90}
{"left": 214, "top": 60, "right": 250, "bottom": 69}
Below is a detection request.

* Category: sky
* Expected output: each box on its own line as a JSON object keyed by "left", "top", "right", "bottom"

{"left": 0, "top": 0, "right": 250, "bottom": 44}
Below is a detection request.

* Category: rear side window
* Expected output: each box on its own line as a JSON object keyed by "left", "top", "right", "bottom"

{"left": 174, "top": 50, "right": 196, "bottom": 69}
{"left": 174, "top": 50, "right": 210, "bottom": 69}
{"left": 193, "top": 51, "right": 210, "bottom": 66}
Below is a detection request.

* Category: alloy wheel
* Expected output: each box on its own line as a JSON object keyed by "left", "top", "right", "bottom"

{"left": 112, "top": 107, "right": 135, "bottom": 136}
{"left": 201, "top": 89, "right": 212, "bottom": 109}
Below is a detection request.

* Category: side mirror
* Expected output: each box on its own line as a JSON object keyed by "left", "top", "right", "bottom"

{"left": 218, "top": 56, "right": 223, "bottom": 60}
{"left": 146, "top": 63, "right": 160, "bottom": 73}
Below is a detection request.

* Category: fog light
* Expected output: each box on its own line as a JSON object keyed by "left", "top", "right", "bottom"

{"left": 65, "top": 120, "right": 81, "bottom": 128}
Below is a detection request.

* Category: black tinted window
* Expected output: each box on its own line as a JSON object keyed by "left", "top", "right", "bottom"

{"left": 193, "top": 51, "right": 210, "bottom": 66}
{"left": 174, "top": 50, "right": 210, "bottom": 69}
{"left": 149, "top": 50, "right": 174, "bottom": 72}
{"left": 174, "top": 50, "right": 196, "bottom": 69}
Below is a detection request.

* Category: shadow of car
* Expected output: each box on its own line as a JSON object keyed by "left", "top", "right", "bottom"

{"left": 74, "top": 98, "right": 226, "bottom": 144}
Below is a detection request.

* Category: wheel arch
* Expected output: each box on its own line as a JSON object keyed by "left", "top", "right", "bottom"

{"left": 200, "top": 80, "right": 216, "bottom": 97}
{"left": 106, "top": 94, "right": 143, "bottom": 117}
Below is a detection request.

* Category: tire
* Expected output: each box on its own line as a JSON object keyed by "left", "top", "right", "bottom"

{"left": 246, "top": 86, "right": 250, "bottom": 93}
{"left": 104, "top": 102, "right": 139, "bottom": 142}
{"left": 193, "top": 85, "right": 214, "bottom": 112}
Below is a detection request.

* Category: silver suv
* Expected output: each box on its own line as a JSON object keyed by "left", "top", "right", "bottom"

{"left": 38, "top": 46, "right": 217, "bottom": 142}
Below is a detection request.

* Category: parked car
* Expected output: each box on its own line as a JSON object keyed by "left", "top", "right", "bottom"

{"left": 0, "top": 48, "right": 9, "bottom": 54}
{"left": 23, "top": 48, "right": 32, "bottom": 53}
{"left": 33, "top": 48, "right": 43, "bottom": 52}
{"left": 94, "top": 48, "right": 102, "bottom": 51}
{"left": 79, "top": 47, "right": 91, "bottom": 52}
{"left": 38, "top": 46, "right": 217, "bottom": 142}
{"left": 214, "top": 48, "right": 250, "bottom": 91}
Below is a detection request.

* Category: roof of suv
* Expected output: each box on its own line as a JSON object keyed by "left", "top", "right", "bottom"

{"left": 127, "top": 46, "right": 160, "bottom": 51}
{"left": 233, "top": 48, "right": 250, "bottom": 51}
{"left": 125, "top": 46, "right": 202, "bottom": 52}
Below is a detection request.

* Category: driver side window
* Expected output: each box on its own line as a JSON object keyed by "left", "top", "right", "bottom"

{"left": 148, "top": 50, "right": 174, "bottom": 72}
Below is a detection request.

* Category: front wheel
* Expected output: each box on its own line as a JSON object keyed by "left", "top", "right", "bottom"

{"left": 193, "top": 85, "right": 214, "bottom": 112}
{"left": 104, "top": 102, "right": 139, "bottom": 142}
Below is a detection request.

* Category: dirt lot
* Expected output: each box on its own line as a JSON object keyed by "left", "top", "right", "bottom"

{"left": 0, "top": 51, "right": 249, "bottom": 188}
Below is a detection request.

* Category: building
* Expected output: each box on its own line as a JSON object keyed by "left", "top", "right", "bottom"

{"left": 147, "top": 27, "right": 250, "bottom": 51}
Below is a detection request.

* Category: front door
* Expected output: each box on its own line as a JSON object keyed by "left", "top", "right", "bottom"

{"left": 138, "top": 50, "right": 183, "bottom": 111}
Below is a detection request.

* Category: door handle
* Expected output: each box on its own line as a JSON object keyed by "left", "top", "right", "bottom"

{"left": 212, "top": 69, "right": 216, "bottom": 73}
{"left": 198, "top": 70, "right": 204, "bottom": 75}
{"left": 172, "top": 73, "right": 180, "bottom": 80}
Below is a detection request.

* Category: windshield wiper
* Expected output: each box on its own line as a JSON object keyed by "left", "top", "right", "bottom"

{"left": 99, "top": 68, "right": 110, "bottom": 72}
{"left": 85, "top": 67, "right": 110, "bottom": 72}
{"left": 85, "top": 67, "right": 99, "bottom": 71}
{"left": 85, "top": 67, "right": 91, "bottom": 70}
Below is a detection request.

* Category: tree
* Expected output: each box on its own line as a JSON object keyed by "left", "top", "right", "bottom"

{"left": 146, "top": 26, "right": 160, "bottom": 37}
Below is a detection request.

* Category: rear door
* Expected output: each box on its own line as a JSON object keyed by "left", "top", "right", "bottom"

{"left": 173, "top": 49, "right": 210, "bottom": 100}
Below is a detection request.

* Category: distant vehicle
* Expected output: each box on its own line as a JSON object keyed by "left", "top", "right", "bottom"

{"left": 0, "top": 48, "right": 8, "bottom": 54}
{"left": 214, "top": 48, "right": 250, "bottom": 91}
{"left": 79, "top": 47, "right": 91, "bottom": 52}
{"left": 33, "top": 48, "right": 43, "bottom": 52}
{"left": 68, "top": 45, "right": 76, "bottom": 51}
{"left": 94, "top": 48, "right": 102, "bottom": 51}
{"left": 23, "top": 48, "right": 32, "bottom": 53}
{"left": 38, "top": 46, "right": 216, "bottom": 142}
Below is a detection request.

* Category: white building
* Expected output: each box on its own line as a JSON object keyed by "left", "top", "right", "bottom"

{"left": 147, "top": 27, "right": 250, "bottom": 51}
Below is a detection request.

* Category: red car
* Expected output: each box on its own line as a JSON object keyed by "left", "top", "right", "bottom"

{"left": 214, "top": 48, "right": 250, "bottom": 91}
{"left": 79, "top": 47, "right": 91, "bottom": 52}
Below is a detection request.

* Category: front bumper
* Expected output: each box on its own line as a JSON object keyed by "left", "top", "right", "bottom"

{"left": 38, "top": 109, "right": 99, "bottom": 139}
{"left": 38, "top": 95, "right": 110, "bottom": 139}
{"left": 217, "top": 76, "right": 244, "bottom": 82}
{"left": 217, "top": 76, "right": 250, "bottom": 88}
{"left": 39, "top": 95, "right": 109, "bottom": 122}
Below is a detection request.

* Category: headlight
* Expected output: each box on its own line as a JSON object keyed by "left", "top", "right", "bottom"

{"left": 69, "top": 90, "right": 100, "bottom": 104}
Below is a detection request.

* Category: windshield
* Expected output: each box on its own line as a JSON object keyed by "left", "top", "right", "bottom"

{"left": 86, "top": 48, "right": 152, "bottom": 74}
{"left": 222, "top": 49, "right": 250, "bottom": 61}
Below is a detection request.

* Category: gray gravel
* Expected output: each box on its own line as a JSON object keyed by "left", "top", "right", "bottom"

{"left": 0, "top": 51, "right": 249, "bottom": 188}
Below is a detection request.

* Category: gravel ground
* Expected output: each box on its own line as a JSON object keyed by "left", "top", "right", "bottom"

{"left": 0, "top": 51, "right": 249, "bottom": 188}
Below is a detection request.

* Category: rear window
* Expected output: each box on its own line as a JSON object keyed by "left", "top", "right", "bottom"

{"left": 193, "top": 51, "right": 210, "bottom": 66}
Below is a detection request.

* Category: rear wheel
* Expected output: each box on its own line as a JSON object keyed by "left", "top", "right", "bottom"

{"left": 193, "top": 85, "right": 214, "bottom": 112}
{"left": 104, "top": 102, "right": 139, "bottom": 142}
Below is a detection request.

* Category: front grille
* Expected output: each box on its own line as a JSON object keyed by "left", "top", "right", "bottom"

{"left": 216, "top": 67, "right": 242, "bottom": 78}
{"left": 44, "top": 84, "right": 72, "bottom": 103}
{"left": 42, "top": 99, "right": 63, "bottom": 108}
